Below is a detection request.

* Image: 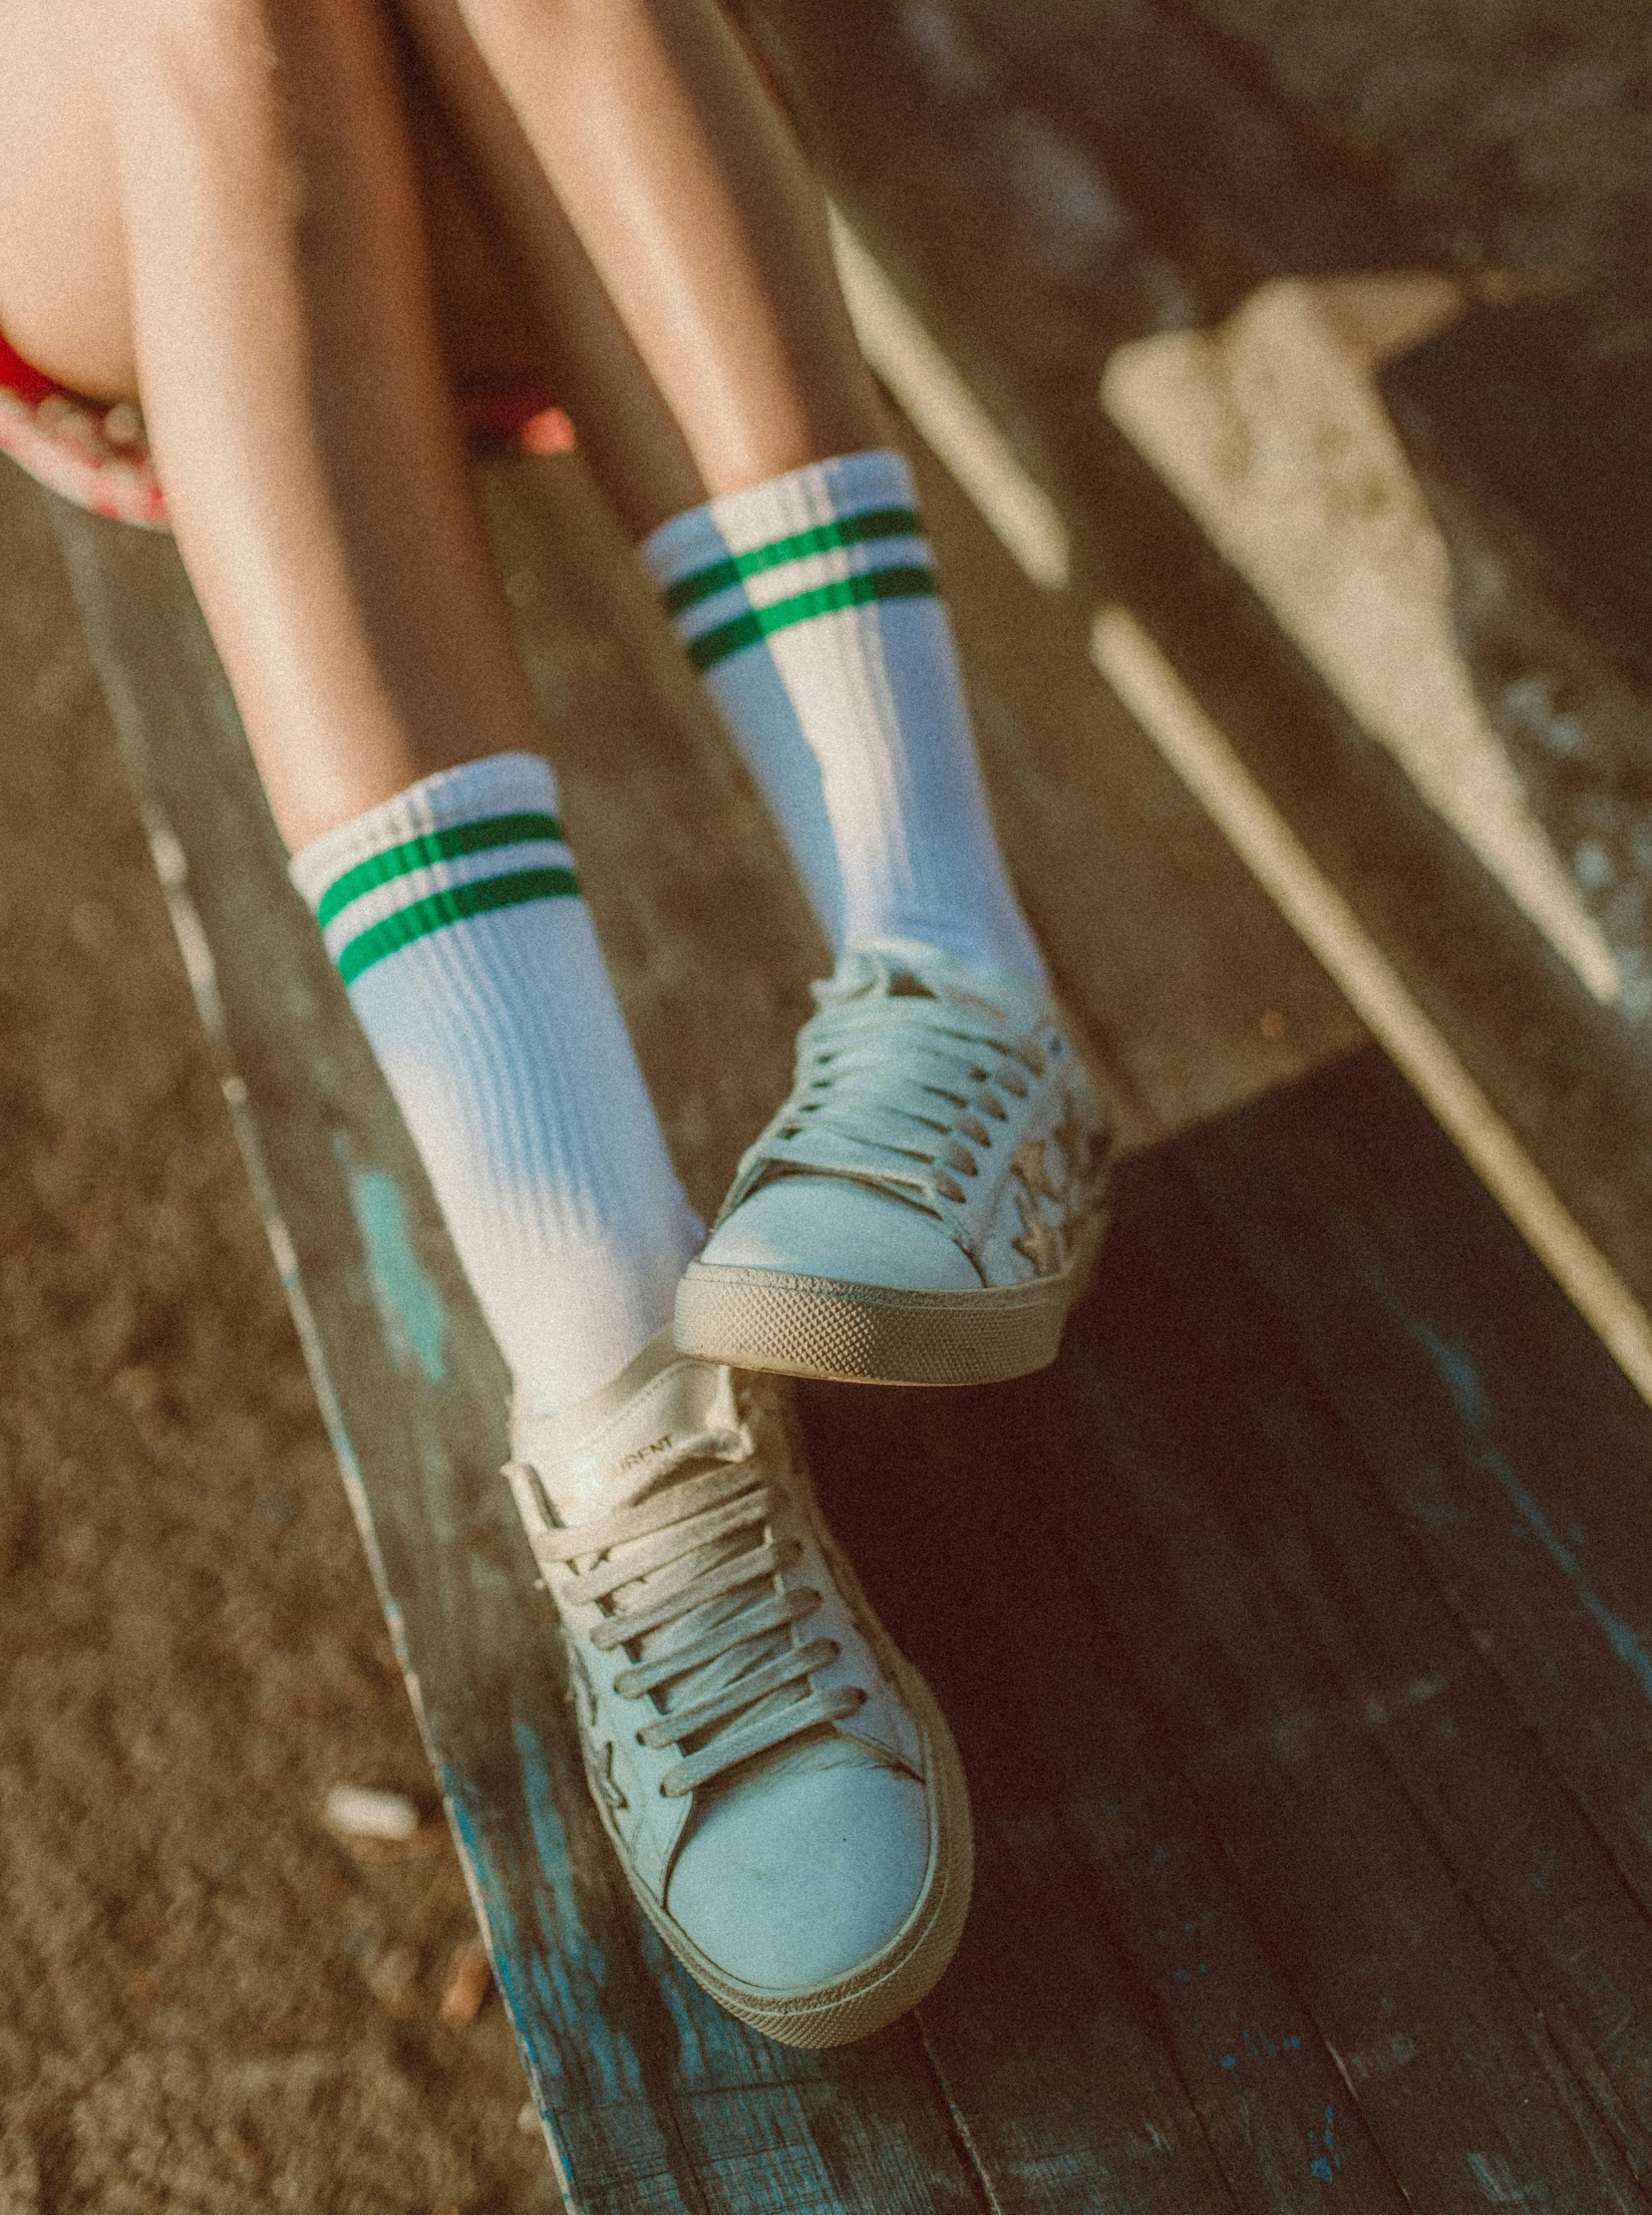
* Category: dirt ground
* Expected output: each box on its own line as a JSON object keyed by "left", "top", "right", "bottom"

{"left": 0, "top": 488, "right": 556, "bottom": 2212}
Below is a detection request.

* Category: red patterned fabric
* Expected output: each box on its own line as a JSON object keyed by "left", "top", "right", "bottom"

{"left": 0, "top": 327, "right": 575, "bottom": 534}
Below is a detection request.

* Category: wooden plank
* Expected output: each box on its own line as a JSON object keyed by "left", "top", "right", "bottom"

{"left": 736, "top": 0, "right": 1155, "bottom": 482}
{"left": 1175, "top": 0, "right": 1652, "bottom": 692}
{"left": 806, "top": 1377, "right": 1404, "bottom": 2212}
{"left": 39, "top": 470, "right": 985, "bottom": 2215}
{"left": 944, "top": 0, "right": 1395, "bottom": 300}
{"left": 1045, "top": 1115, "right": 1651, "bottom": 2208}
{"left": 1186, "top": 1051, "right": 1652, "bottom": 1920}
{"left": 738, "top": 0, "right": 1394, "bottom": 426}
{"left": 1129, "top": 1102, "right": 1652, "bottom": 2178}
{"left": 1385, "top": 296, "right": 1652, "bottom": 693}
{"left": 920, "top": 1802, "right": 1231, "bottom": 2212}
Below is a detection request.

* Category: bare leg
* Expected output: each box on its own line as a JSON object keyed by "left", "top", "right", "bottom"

{"left": 392, "top": 7, "right": 709, "bottom": 534}
{"left": 0, "top": 0, "right": 546, "bottom": 849}
{"left": 394, "top": 0, "right": 885, "bottom": 525}
{"left": 0, "top": 0, "right": 712, "bottom": 1419}
{"left": 386, "top": 0, "right": 1043, "bottom": 986}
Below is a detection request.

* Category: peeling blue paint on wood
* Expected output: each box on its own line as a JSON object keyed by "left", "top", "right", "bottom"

{"left": 442, "top": 1774, "right": 565, "bottom": 2090}
{"left": 340, "top": 1153, "right": 449, "bottom": 1385}
{"left": 1311, "top": 2103, "right": 1341, "bottom": 2180}
{"left": 510, "top": 1713, "right": 648, "bottom": 2103}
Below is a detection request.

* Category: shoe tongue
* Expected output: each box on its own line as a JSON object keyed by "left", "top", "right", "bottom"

{"left": 513, "top": 1331, "right": 737, "bottom": 1522}
{"left": 838, "top": 936, "right": 1047, "bottom": 1033}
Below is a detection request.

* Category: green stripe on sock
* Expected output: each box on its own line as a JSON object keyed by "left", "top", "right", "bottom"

{"left": 335, "top": 865, "right": 578, "bottom": 984}
{"left": 662, "top": 506, "right": 922, "bottom": 617}
{"left": 687, "top": 563, "right": 936, "bottom": 673}
{"left": 317, "top": 810, "right": 565, "bottom": 928}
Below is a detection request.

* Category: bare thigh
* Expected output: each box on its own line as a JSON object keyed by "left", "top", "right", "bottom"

{"left": 0, "top": 0, "right": 536, "bottom": 400}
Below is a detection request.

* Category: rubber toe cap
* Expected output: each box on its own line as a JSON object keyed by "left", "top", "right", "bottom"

{"left": 666, "top": 1759, "right": 930, "bottom": 1991}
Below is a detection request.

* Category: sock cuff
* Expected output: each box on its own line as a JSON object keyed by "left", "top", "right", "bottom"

{"left": 639, "top": 449, "right": 925, "bottom": 590}
{"left": 289, "top": 752, "right": 563, "bottom": 912}
{"left": 640, "top": 452, "right": 937, "bottom": 677}
{"left": 289, "top": 753, "right": 578, "bottom": 986}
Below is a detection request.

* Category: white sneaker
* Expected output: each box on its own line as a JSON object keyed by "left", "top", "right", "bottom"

{"left": 675, "top": 938, "right": 1113, "bottom": 1386}
{"left": 505, "top": 1333, "right": 973, "bottom": 2048}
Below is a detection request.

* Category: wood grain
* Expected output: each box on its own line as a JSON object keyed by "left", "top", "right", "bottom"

{"left": 1059, "top": 1075, "right": 1652, "bottom": 2208}
{"left": 804, "top": 1370, "right": 1398, "bottom": 2212}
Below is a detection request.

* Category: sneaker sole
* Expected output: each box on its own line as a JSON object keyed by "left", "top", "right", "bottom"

{"left": 674, "top": 1206, "right": 1110, "bottom": 1388}
{"left": 601, "top": 1653, "right": 974, "bottom": 2049}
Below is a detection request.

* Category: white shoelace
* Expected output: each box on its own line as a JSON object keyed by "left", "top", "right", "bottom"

{"left": 730, "top": 972, "right": 1054, "bottom": 1229}
{"left": 524, "top": 1427, "right": 864, "bottom": 1799}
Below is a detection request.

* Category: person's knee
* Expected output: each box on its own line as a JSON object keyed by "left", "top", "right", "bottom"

{"left": 0, "top": 0, "right": 278, "bottom": 397}
{"left": 0, "top": 0, "right": 134, "bottom": 394}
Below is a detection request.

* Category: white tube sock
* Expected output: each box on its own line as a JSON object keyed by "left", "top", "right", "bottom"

{"left": 289, "top": 752, "right": 700, "bottom": 1419}
{"left": 641, "top": 449, "right": 1044, "bottom": 982}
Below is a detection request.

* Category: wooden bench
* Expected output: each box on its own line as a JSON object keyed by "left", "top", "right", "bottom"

{"left": 25, "top": 428, "right": 1652, "bottom": 2210}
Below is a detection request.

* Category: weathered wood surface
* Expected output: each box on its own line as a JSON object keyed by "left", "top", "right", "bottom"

{"left": 1057, "top": 1161, "right": 1647, "bottom": 2208}
{"left": 808, "top": 1044, "right": 1652, "bottom": 2210}
{"left": 1187, "top": 1057, "right": 1652, "bottom": 1938}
